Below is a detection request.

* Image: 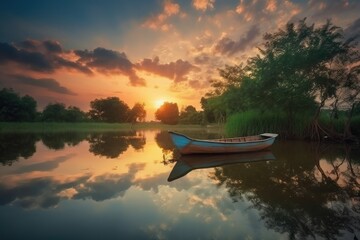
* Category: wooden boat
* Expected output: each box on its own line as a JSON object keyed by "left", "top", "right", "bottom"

{"left": 168, "top": 151, "right": 275, "bottom": 181}
{"left": 168, "top": 131, "right": 278, "bottom": 155}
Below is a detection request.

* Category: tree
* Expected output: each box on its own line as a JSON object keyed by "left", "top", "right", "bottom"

{"left": 206, "top": 19, "right": 359, "bottom": 140}
{"left": 89, "top": 97, "right": 130, "bottom": 122}
{"left": 179, "top": 105, "right": 203, "bottom": 124}
{"left": 65, "top": 106, "right": 87, "bottom": 122}
{"left": 41, "top": 103, "right": 67, "bottom": 122}
{"left": 0, "top": 88, "right": 37, "bottom": 122}
{"left": 155, "top": 102, "right": 179, "bottom": 124}
{"left": 129, "top": 103, "right": 146, "bottom": 123}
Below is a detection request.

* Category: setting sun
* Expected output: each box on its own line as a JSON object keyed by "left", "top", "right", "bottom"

{"left": 154, "top": 99, "right": 165, "bottom": 109}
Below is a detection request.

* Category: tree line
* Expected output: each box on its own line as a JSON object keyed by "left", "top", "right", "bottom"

{"left": 0, "top": 88, "right": 146, "bottom": 123}
{"left": 155, "top": 102, "right": 203, "bottom": 125}
{"left": 201, "top": 19, "right": 360, "bottom": 140}
{"left": 0, "top": 88, "right": 204, "bottom": 124}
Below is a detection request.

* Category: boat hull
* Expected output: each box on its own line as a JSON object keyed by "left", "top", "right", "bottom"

{"left": 168, "top": 131, "right": 277, "bottom": 155}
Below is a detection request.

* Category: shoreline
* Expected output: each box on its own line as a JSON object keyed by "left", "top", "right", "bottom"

{"left": 0, "top": 122, "right": 224, "bottom": 133}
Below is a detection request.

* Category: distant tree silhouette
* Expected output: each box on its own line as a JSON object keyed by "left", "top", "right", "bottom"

{"left": 0, "top": 88, "right": 37, "bottom": 121}
{"left": 155, "top": 102, "right": 179, "bottom": 124}
{"left": 89, "top": 97, "right": 130, "bottom": 122}
{"left": 40, "top": 103, "right": 87, "bottom": 122}
{"left": 129, "top": 103, "right": 146, "bottom": 123}
{"left": 179, "top": 105, "right": 203, "bottom": 124}
{"left": 41, "top": 103, "right": 67, "bottom": 121}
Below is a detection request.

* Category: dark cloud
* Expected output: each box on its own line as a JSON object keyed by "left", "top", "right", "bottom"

{"left": 0, "top": 174, "right": 92, "bottom": 209}
{"left": 15, "top": 39, "right": 62, "bottom": 54}
{"left": 0, "top": 163, "right": 145, "bottom": 209}
{"left": 214, "top": 25, "right": 260, "bottom": 56}
{"left": 0, "top": 42, "right": 54, "bottom": 72}
{"left": 0, "top": 161, "right": 201, "bottom": 209}
{"left": 42, "top": 40, "right": 63, "bottom": 53}
{"left": 73, "top": 173, "right": 133, "bottom": 201}
{"left": 344, "top": 17, "right": 360, "bottom": 42}
{"left": 136, "top": 56, "right": 200, "bottom": 83}
{"left": 10, "top": 74, "right": 76, "bottom": 95}
{"left": 0, "top": 177, "right": 61, "bottom": 208}
{"left": 75, "top": 47, "right": 146, "bottom": 86}
{"left": 194, "top": 53, "right": 211, "bottom": 64}
{"left": 188, "top": 80, "right": 202, "bottom": 89}
{"left": 0, "top": 41, "right": 92, "bottom": 74}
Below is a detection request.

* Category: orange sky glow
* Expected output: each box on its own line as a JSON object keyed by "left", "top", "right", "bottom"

{"left": 0, "top": 0, "right": 359, "bottom": 120}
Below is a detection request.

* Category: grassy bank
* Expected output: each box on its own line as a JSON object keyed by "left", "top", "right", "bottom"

{"left": 225, "top": 110, "right": 360, "bottom": 139}
{"left": 0, "top": 122, "right": 224, "bottom": 133}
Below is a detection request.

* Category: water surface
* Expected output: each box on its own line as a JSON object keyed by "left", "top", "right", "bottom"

{"left": 0, "top": 130, "right": 359, "bottom": 240}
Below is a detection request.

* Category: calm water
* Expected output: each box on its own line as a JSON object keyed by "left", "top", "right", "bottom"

{"left": 0, "top": 130, "right": 359, "bottom": 240}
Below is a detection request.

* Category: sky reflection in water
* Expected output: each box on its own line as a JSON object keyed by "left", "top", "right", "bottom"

{"left": 0, "top": 130, "right": 359, "bottom": 240}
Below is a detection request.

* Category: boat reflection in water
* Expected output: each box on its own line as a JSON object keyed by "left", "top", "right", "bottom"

{"left": 168, "top": 150, "right": 275, "bottom": 181}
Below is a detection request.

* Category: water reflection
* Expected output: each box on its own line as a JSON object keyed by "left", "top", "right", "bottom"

{"left": 168, "top": 151, "right": 275, "bottom": 181}
{"left": 40, "top": 132, "right": 88, "bottom": 150}
{"left": 0, "top": 130, "right": 359, "bottom": 239}
{"left": 0, "top": 133, "right": 38, "bottom": 166}
{"left": 88, "top": 132, "right": 145, "bottom": 158}
{"left": 0, "top": 131, "right": 147, "bottom": 165}
{"left": 211, "top": 142, "right": 360, "bottom": 240}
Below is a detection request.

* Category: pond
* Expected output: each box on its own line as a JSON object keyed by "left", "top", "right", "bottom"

{"left": 0, "top": 130, "right": 359, "bottom": 240}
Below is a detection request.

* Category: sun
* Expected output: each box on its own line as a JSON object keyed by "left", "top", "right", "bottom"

{"left": 154, "top": 99, "right": 165, "bottom": 109}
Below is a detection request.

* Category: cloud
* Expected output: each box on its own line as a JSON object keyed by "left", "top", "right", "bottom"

{"left": 0, "top": 41, "right": 92, "bottom": 75}
{"left": 13, "top": 154, "right": 74, "bottom": 174}
{"left": 0, "top": 40, "right": 147, "bottom": 87}
{"left": 307, "top": 0, "right": 353, "bottom": 20}
{"left": 0, "top": 42, "right": 54, "bottom": 72}
{"left": 142, "top": 0, "right": 181, "bottom": 31}
{"left": 214, "top": 24, "right": 260, "bottom": 56}
{"left": 265, "top": 0, "right": 277, "bottom": 12}
{"left": 193, "top": 0, "right": 215, "bottom": 12}
{"left": 193, "top": 53, "right": 211, "bottom": 64}
{"left": 0, "top": 163, "right": 145, "bottom": 209}
{"left": 74, "top": 47, "right": 146, "bottom": 86}
{"left": 8, "top": 74, "right": 77, "bottom": 95}
{"left": 16, "top": 39, "right": 63, "bottom": 54}
{"left": 344, "top": 17, "right": 360, "bottom": 41}
{"left": 136, "top": 56, "right": 200, "bottom": 83}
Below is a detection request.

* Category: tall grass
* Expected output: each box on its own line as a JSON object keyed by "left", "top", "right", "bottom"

{"left": 226, "top": 110, "right": 360, "bottom": 139}
{"left": 225, "top": 110, "right": 312, "bottom": 138}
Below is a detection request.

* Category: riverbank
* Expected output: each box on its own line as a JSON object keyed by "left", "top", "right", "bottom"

{"left": 225, "top": 111, "right": 360, "bottom": 141}
{"left": 0, "top": 122, "right": 225, "bottom": 133}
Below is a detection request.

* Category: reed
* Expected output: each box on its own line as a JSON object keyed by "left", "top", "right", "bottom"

{"left": 225, "top": 110, "right": 312, "bottom": 139}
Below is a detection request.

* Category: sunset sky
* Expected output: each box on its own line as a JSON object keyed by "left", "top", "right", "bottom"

{"left": 1, "top": 0, "right": 359, "bottom": 120}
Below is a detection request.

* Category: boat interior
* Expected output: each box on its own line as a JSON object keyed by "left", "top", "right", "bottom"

{"left": 213, "top": 135, "right": 263, "bottom": 143}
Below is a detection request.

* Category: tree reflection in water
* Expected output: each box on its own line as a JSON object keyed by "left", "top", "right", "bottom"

{"left": 0, "top": 133, "right": 38, "bottom": 166}
{"left": 0, "top": 131, "right": 146, "bottom": 165}
{"left": 210, "top": 141, "right": 360, "bottom": 240}
{"left": 40, "top": 132, "right": 88, "bottom": 150}
{"left": 88, "top": 131, "right": 146, "bottom": 158}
